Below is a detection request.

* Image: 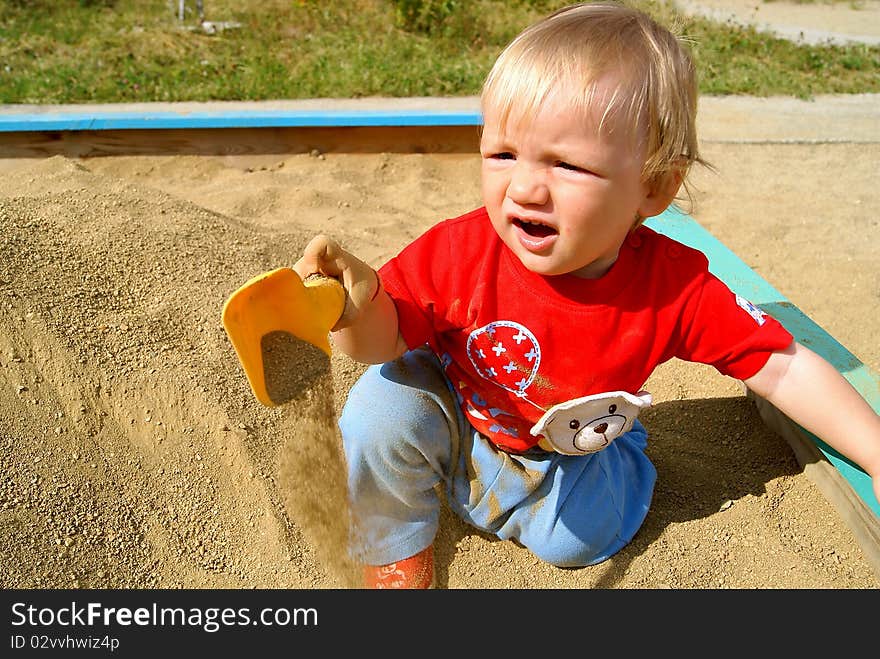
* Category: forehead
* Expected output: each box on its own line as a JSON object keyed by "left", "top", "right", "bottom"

{"left": 483, "top": 63, "right": 645, "bottom": 131}
{"left": 481, "top": 86, "right": 641, "bottom": 151}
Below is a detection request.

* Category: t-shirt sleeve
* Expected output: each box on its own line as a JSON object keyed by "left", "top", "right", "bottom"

{"left": 675, "top": 266, "right": 794, "bottom": 380}
{"left": 377, "top": 223, "right": 449, "bottom": 351}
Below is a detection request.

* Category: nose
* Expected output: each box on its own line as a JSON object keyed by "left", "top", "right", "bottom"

{"left": 593, "top": 423, "right": 608, "bottom": 434}
{"left": 507, "top": 162, "right": 549, "bottom": 206}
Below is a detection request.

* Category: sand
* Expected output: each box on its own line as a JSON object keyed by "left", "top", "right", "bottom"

{"left": 1, "top": 106, "right": 878, "bottom": 589}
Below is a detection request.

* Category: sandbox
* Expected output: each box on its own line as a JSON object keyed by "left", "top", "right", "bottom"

{"left": 1, "top": 97, "right": 877, "bottom": 588}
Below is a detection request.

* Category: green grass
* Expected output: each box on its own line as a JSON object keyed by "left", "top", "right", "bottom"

{"left": 0, "top": 0, "right": 877, "bottom": 104}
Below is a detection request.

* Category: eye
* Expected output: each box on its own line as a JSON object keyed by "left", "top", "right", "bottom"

{"left": 609, "top": 404, "right": 617, "bottom": 414}
{"left": 492, "top": 152, "right": 515, "bottom": 161}
{"left": 569, "top": 419, "right": 580, "bottom": 430}
{"left": 556, "top": 161, "right": 584, "bottom": 172}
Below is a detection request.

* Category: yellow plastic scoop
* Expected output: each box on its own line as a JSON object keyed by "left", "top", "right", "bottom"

{"left": 221, "top": 267, "right": 345, "bottom": 407}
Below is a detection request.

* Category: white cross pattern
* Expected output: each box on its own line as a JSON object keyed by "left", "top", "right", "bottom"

{"left": 465, "top": 320, "right": 543, "bottom": 400}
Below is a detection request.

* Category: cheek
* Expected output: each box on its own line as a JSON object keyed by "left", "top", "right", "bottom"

{"left": 564, "top": 181, "right": 630, "bottom": 217}
{"left": 480, "top": 167, "right": 506, "bottom": 203}
{"left": 483, "top": 192, "right": 510, "bottom": 238}
{"left": 554, "top": 186, "right": 596, "bottom": 221}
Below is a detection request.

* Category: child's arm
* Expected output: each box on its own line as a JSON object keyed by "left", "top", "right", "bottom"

{"left": 292, "top": 234, "right": 408, "bottom": 364}
{"left": 743, "top": 340, "right": 880, "bottom": 504}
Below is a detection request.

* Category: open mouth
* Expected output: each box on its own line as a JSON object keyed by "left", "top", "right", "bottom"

{"left": 514, "top": 218, "right": 557, "bottom": 238}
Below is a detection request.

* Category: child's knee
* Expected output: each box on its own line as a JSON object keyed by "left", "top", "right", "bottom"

{"left": 524, "top": 538, "right": 616, "bottom": 568}
{"left": 340, "top": 365, "right": 387, "bottom": 428}
{"left": 338, "top": 358, "right": 455, "bottom": 461}
{"left": 515, "top": 515, "right": 629, "bottom": 568}
{"left": 340, "top": 362, "right": 424, "bottom": 439}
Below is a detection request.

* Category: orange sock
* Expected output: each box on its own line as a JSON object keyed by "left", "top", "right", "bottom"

{"left": 363, "top": 545, "right": 434, "bottom": 589}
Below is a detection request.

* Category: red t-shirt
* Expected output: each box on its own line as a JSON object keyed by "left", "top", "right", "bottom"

{"left": 379, "top": 207, "right": 793, "bottom": 454}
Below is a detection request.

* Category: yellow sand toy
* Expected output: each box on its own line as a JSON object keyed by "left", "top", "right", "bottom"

{"left": 221, "top": 268, "right": 345, "bottom": 407}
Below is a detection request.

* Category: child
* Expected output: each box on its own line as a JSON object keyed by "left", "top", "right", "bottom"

{"left": 292, "top": 1, "right": 880, "bottom": 588}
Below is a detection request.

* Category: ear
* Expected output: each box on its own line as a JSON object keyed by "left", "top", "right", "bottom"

{"left": 637, "top": 167, "right": 683, "bottom": 219}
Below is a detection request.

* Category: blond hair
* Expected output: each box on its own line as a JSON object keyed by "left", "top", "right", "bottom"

{"left": 481, "top": 1, "right": 704, "bottom": 196}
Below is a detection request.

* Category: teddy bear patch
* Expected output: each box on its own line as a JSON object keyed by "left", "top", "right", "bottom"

{"left": 530, "top": 390, "right": 653, "bottom": 455}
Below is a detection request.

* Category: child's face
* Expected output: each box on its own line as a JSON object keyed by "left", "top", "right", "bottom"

{"left": 480, "top": 89, "right": 655, "bottom": 279}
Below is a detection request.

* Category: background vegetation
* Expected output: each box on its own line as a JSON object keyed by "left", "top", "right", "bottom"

{"left": 0, "top": 0, "right": 877, "bottom": 103}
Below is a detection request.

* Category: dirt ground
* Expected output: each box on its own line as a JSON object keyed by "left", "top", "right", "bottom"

{"left": 0, "top": 101, "right": 878, "bottom": 589}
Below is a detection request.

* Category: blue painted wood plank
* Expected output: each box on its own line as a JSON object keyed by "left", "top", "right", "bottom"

{"left": 648, "top": 206, "right": 880, "bottom": 517}
{"left": 0, "top": 109, "right": 483, "bottom": 132}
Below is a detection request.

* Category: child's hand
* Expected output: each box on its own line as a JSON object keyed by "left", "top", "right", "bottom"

{"left": 293, "top": 234, "right": 380, "bottom": 331}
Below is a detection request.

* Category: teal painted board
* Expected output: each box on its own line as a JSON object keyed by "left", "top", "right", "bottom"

{"left": 647, "top": 206, "right": 880, "bottom": 517}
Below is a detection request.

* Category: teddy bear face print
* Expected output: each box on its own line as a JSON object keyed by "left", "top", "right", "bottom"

{"left": 530, "top": 390, "right": 653, "bottom": 455}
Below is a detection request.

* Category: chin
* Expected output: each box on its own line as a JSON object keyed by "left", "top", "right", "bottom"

{"left": 512, "top": 251, "right": 568, "bottom": 277}
{"left": 499, "top": 232, "right": 569, "bottom": 276}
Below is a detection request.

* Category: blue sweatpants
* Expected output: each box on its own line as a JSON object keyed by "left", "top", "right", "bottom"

{"left": 338, "top": 347, "right": 656, "bottom": 568}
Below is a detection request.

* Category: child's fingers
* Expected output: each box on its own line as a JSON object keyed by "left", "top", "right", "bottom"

{"left": 293, "top": 234, "right": 378, "bottom": 330}
{"left": 293, "top": 234, "right": 344, "bottom": 279}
